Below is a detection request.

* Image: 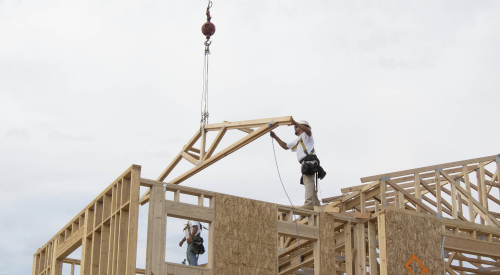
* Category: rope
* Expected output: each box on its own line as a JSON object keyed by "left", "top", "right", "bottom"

{"left": 271, "top": 137, "right": 305, "bottom": 275}
{"left": 318, "top": 180, "right": 324, "bottom": 202}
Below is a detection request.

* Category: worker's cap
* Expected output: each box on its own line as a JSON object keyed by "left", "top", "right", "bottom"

{"left": 297, "top": 120, "right": 311, "bottom": 128}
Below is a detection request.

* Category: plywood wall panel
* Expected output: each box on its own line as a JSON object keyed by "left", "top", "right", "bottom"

{"left": 214, "top": 194, "right": 277, "bottom": 275}
{"left": 384, "top": 210, "right": 444, "bottom": 275}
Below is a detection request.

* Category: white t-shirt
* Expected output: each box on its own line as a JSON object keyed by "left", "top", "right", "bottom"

{"left": 287, "top": 131, "right": 316, "bottom": 162}
{"left": 184, "top": 221, "right": 201, "bottom": 238}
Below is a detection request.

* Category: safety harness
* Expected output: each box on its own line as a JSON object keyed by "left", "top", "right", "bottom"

{"left": 293, "top": 135, "right": 326, "bottom": 189}
{"left": 183, "top": 222, "right": 203, "bottom": 236}
{"left": 291, "top": 136, "right": 315, "bottom": 156}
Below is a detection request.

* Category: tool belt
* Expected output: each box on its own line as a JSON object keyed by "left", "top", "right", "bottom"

{"left": 301, "top": 155, "right": 319, "bottom": 175}
{"left": 300, "top": 155, "right": 327, "bottom": 185}
{"left": 192, "top": 235, "right": 205, "bottom": 255}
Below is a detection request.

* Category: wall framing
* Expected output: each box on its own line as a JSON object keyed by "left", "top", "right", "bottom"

{"left": 31, "top": 117, "right": 500, "bottom": 275}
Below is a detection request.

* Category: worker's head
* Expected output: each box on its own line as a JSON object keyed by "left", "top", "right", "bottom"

{"left": 294, "top": 120, "right": 311, "bottom": 136}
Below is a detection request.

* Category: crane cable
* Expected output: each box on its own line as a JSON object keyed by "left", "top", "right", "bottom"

{"left": 200, "top": 44, "right": 210, "bottom": 128}
{"left": 200, "top": 0, "right": 214, "bottom": 129}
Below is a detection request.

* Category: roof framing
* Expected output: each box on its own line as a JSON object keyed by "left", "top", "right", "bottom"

{"left": 140, "top": 116, "right": 293, "bottom": 204}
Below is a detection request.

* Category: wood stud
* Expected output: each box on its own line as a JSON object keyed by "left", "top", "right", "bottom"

{"left": 33, "top": 165, "right": 141, "bottom": 275}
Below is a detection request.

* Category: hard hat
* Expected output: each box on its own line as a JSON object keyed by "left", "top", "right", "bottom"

{"left": 297, "top": 120, "right": 311, "bottom": 128}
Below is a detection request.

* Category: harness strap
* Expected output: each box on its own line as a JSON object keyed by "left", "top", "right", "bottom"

{"left": 184, "top": 222, "right": 191, "bottom": 235}
{"left": 183, "top": 221, "right": 202, "bottom": 236}
{"left": 292, "top": 136, "right": 315, "bottom": 156}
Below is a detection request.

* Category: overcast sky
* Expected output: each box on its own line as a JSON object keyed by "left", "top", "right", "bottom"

{"left": 1, "top": 0, "right": 500, "bottom": 274}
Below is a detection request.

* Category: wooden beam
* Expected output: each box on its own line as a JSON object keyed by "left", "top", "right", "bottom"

{"left": 277, "top": 221, "right": 319, "bottom": 240}
{"left": 368, "top": 221, "right": 378, "bottom": 275}
{"left": 414, "top": 173, "right": 421, "bottom": 212}
{"left": 223, "top": 121, "right": 254, "bottom": 134}
{"left": 342, "top": 191, "right": 361, "bottom": 202}
{"left": 445, "top": 265, "right": 458, "bottom": 275}
{"left": 144, "top": 184, "right": 166, "bottom": 275}
{"left": 157, "top": 131, "right": 201, "bottom": 181}
{"left": 204, "top": 127, "right": 227, "bottom": 160}
{"left": 344, "top": 222, "right": 353, "bottom": 275}
{"left": 168, "top": 122, "right": 287, "bottom": 185}
{"left": 187, "top": 147, "right": 200, "bottom": 154}
{"left": 313, "top": 240, "right": 320, "bottom": 275}
{"left": 354, "top": 222, "right": 366, "bottom": 275}
{"left": 55, "top": 226, "right": 84, "bottom": 259}
{"left": 360, "top": 154, "right": 498, "bottom": 183}
{"left": 385, "top": 179, "right": 436, "bottom": 215}
{"left": 164, "top": 201, "right": 214, "bottom": 223}
{"left": 181, "top": 152, "right": 198, "bottom": 166}
{"left": 453, "top": 255, "right": 500, "bottom": 267}
{"left": 205, "top": 116, "right": 293, "bottom": 131}
{"left": 321, "top": 195, "right": 344, "bottom": 204}
{"left": 449, "top": 265, "right": 498, "bottom": 274}
{"left": 199, "top": 128, "right": 206, "bottom": 161}
{"left": 463, "top": 165, "right": 474, "bottom": 221}
{"left": 332, "top": 212, "right": 371, "bottom": 220}
{"left": 278, "top": 239, "right": 311, "bottom": 258}
{"left": 378, "top": 213, "right": 388, "bottom": 275}
{"left": 279, "top": 250, "right": 315, "bottom": 275}
{"left": 478, "top": 162, "right": 488, "bottom": 214}
{"left": 141, "top": 179, "right": 215, "bottom": 198}
{"left": 435, "top": 170, "right": 443, "bottom": 216}
{"left": 419, "top": 179, "right": 467, "bottom": 221}
{"left": 345, "top": 187, "right": 381, "bottom": 210}
{"left": 451, "top": 179, "right": 458, "bottom": 219}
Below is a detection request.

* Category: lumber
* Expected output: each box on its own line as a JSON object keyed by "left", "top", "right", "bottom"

{"left": 385, "top": 179, "right": 436, "bottom": 215}
{"left": 205, "top": 116, "right": 293, "bottom": 130}
{"left": 361, "top": 154, "right": 498, "bottom": 183}
{"left": 157, "top": 130, "right": 200, "bottom": 181}
{"left": 169, "top": 123, "right": 282, "bottom": 184}
{"left": 367, "top": 221, "right": 378, "bottom": 275}
{"left": 205, "top": 126, "right": 227, "bottom": 160}
{"left": 277, "top": 221, "right": 319, "bottom": 240}
{"left": 344, "top": 222, "right": 353, "bottom": 275}
{"left": 164, "top": 201, "right": 214, "bottom": 223}
{"left": 449, "top": 265, "right": 498, "bottom": 274}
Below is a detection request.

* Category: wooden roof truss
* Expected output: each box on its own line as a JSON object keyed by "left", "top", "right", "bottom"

{"left": 140, "top": 116, "right": 294, "bottom": 204}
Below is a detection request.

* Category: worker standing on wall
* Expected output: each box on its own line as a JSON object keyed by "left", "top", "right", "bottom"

{"left": 270, "top": 119, "right": 326, "bottom": 210}
{"left": 179, "top": 220, "right": 204, "bottom": 266}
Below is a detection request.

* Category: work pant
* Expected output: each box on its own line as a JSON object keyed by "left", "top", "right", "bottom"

{"left": 303, "top": 174, "right": 321, "bottom": 207}
{"left": 186, "top": 242, "right": 198, "bottom": 266}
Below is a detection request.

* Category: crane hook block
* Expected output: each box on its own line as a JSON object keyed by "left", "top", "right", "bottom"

{"left": 202, "top": 10, "right": 215, "bottom": 40}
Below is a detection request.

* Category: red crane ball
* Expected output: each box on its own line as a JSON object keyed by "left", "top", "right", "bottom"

{"left": 202, "top": 22, "right": 216, "bottom": 40}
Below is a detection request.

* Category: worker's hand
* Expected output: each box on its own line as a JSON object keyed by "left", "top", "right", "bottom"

{"left": 179, "top": 240, "right": 184, "bottom": 247}
{"left": 187, "top": 236, "right": 193, "bottom": 244}
{"left": 270, "top": 131, "right": 277, "bottom": 139}
{"left": 289, "top": 118, "right": 297, "bottom": 126}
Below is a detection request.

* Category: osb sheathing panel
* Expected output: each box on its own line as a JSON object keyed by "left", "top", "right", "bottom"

{"left": 214, "top": 193, "right": 277, "bottom": 275}
{"left": 319, "top": 212, "right": 336, "bottom": 275}
{"left": 384, "top": 210, "right": 444, "bottom": 275}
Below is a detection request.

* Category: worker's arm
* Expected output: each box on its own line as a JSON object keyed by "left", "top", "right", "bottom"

{"left": 179, "top": 236, "right": 186, "bottom": 247}
{"left": 293, "top": 119, "right": 311, "bottom": 136}
{"left": 186, "top": 225, "right": 198, "bottom": 244}
{"left": 270, "top": 131, "right": 289, "bottom": 150}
